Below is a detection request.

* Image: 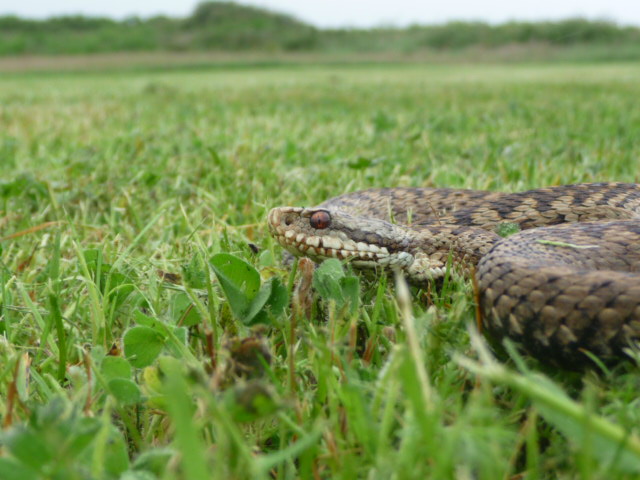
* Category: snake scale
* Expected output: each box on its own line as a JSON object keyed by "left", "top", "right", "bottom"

{"left": 267, "top": 183, "right": 640, "bottom": 366}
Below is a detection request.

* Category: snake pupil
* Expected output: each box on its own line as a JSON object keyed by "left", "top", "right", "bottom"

{"left": 310, "top": 211, "right": 331, "bottom": 229}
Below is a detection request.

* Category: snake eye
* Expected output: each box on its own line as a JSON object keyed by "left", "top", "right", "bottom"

{"left": 310, "top": 211, "right": 331, "bottom": 229}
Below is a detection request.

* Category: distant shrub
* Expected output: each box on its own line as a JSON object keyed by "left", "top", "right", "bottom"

{"left": 183, "top": 1, "right": 318, "bottom": 50}
{"left": 0, "top": 2, "right": 638, "bottom": 56}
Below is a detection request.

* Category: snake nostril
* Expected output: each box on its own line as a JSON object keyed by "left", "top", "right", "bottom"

{"left": 284, "top": 215, "right": 293, "bottom": 226}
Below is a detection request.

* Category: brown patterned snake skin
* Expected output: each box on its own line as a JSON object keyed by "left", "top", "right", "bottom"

{"left": 267, "top": 182, "right": 640, "bottom": 365}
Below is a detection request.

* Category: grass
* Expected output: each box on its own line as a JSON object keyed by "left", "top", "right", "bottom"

{"left": 1, "top": 62, "right": 640, "bottom": 479}
{"left": 3, "top": 43, "right": 640, "bottom": 74}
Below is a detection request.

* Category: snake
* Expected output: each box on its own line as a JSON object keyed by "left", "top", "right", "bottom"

{"left": 267, "top": 182, "right": 640, "bottom": 366}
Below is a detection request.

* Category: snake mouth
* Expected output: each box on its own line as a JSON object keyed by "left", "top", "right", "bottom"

{"left": 276, "top": 231, "right": 391, "bottom": 263}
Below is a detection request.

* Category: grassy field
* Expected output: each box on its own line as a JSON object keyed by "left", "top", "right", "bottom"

{"left": 1, "top": 63, "right": 640, "bottom": 479}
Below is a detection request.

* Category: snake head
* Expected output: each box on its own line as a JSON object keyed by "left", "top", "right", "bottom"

{"left": 267, "top": 206, "right": 417, "bottom": 270}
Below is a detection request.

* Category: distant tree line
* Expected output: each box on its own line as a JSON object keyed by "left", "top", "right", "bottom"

{"left": 1, "top": 1, "right": 639, "bottom": 55}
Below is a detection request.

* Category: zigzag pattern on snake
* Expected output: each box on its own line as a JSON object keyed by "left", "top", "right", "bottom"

{"left": 267, "top": 182, "right": 640, "bottom": 366}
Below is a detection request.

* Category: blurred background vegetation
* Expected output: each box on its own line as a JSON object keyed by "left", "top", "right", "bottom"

{"left": 1, "top": 1, "right": 640, "bottom": 62}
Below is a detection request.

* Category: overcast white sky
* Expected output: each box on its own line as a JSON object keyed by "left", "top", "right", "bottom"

{"left": 3, "top": 0, "right": 640, "bottom": 27}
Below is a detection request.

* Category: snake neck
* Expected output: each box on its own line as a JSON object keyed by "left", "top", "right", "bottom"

{"left": 404, "top": 225, "right": 501, "bottom": 281}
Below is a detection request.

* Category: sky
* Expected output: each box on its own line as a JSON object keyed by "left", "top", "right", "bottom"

{"left": 3, "top": 0, "right": 640, "bottom": 27}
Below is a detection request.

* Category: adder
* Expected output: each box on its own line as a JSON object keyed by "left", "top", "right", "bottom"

{"left": 267, "top": 182, "right": 640, "bottom": 365}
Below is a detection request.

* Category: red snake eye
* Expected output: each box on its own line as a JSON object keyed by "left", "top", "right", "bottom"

{"left": 310, "top": 211, "right": 331, "bottom": 229}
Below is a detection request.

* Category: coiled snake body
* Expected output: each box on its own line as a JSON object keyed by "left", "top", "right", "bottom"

{"left": 267, "top": 183, "right": 640, "bottom": 365}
